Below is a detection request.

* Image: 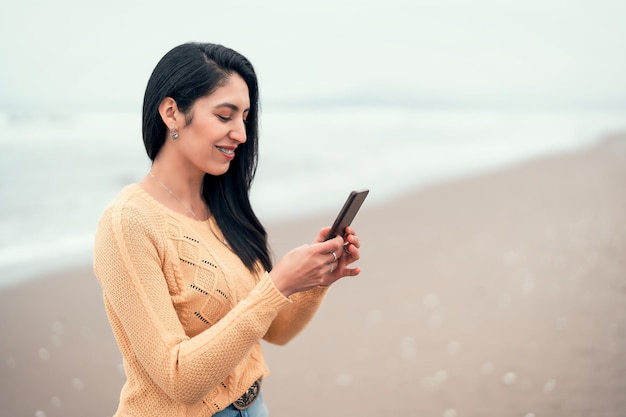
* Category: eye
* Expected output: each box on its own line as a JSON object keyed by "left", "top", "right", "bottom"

{"left": 216, "top": 114, "right": 232, "bottom": 122}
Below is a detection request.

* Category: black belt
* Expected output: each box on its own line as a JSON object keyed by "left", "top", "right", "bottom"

{"left": 233, "top": 379, "right": 261, "bottom": 411}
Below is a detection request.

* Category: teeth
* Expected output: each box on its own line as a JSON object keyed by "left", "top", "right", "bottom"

{"left": 217, "top": 147, "right": 234, "bottom": 155}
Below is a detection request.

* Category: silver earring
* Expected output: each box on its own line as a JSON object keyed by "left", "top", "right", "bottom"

{"left": 170, "top": 127, "right": 179, "bottom": 140}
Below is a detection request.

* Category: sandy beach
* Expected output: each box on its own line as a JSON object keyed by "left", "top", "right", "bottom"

{"left": 1, "top": 134, "right": 625, "bottom": 417}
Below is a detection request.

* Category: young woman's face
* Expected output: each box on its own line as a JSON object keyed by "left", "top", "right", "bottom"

{"left": 178, "top": 73, "right": 250, "bottom": 176}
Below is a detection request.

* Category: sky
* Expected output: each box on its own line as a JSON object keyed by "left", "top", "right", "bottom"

{"left": 1, "top": 0, "right": 626, "bottom": 112}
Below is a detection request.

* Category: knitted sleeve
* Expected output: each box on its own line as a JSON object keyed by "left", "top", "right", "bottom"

{"left": 263, "top": 286, "right": 329, "bottom": 345}
{"left": 93, "top": 201, "right": 291, "bottom": 405}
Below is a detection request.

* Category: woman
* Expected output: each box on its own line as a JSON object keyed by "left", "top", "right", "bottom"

{"left": 93, "top": 42, "right": 361, "bottom": 417}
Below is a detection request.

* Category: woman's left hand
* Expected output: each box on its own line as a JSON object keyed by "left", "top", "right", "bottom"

{"left": 314, "top": 226, "right": 361, "bottom": 279}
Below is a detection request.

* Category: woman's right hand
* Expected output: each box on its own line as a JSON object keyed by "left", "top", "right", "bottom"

{"left": 269, "top": 235, "right": 349, "bottom": 297}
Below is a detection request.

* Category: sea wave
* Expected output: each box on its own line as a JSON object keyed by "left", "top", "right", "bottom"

{"left": 1, "top": 106, "right": 624, "bottom": 287}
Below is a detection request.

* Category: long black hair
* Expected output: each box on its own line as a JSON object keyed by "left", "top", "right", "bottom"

{"left": 142, "top": 42, "right": 272, "bottom": 272}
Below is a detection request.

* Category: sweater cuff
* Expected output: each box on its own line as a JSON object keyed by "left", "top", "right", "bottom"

{"left": 309, "top": 285, "right": 330, "bottom": 296}
{"left": 254, "top": 272, "right": 292, "bottom": 310}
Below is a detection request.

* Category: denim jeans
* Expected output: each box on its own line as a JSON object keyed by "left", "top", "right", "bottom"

{"left": 213, "top": 393, "right": 269, "bottom": 417}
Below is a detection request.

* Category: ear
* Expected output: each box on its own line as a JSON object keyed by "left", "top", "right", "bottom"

{"left": 158, "top": 97, "right": 180, "bottom": 129}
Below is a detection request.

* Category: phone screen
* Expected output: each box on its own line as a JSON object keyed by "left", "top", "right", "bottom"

{"left": 324, "top": 189, "right": 369, "bottom": 241}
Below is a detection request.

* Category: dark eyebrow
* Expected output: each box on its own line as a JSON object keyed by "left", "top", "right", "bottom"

{"left": 215, "top": 103, "right": 250, "bottom": 113}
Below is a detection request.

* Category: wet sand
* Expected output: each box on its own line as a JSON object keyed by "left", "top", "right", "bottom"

{"left": 1, "top": 134, "right": 625, "bottom": 417}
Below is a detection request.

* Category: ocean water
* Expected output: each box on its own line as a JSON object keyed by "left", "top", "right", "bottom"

{"left": 0, "top": 107, "right": 624, "bottom": 288}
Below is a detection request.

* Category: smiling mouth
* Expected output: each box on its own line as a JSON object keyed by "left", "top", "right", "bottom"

{"left": 216, "top": 146, "right": 235, "bottom": 156}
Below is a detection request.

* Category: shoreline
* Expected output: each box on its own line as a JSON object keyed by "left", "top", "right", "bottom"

{"left": 2, "top": 115, "right": 625, "bottom": 291}
{"left": 1, "top": 133, "right": 625, "bottom": 417}
{"left": 0, "top": 131, "right": 613, "bottom": 293}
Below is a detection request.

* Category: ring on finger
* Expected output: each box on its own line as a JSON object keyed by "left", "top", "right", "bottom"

{"left": 329, "top": 263, "right": 335, "bottom": 273}
{"left": 330, "top": 251, "right": 337, "bottom": 263}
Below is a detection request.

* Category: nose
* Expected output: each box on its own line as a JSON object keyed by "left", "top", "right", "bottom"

{"left": 229, "top": 119, "right": 247, "bottom": 144}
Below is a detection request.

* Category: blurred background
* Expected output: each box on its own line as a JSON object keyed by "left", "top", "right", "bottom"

{"left": 1, "top": 0, "right": 625, "bottom": 287}
{"left": 1, "top": 1, "right": 626, "bottom": 417}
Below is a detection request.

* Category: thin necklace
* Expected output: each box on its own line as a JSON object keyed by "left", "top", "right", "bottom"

{"left": 148, "top": 171, "right": 205, "bottom": 221}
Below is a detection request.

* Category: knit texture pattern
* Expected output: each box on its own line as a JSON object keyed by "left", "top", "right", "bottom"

{"left": 93, "top": 184, "right": 329, "bottom": 416}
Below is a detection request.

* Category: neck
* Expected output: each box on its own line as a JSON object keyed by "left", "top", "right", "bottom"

{"left": 150, "top": 169, "right": 203, "bottom": 199}
{"left": 146, "top": 167, "right": 208, "bottom": 221}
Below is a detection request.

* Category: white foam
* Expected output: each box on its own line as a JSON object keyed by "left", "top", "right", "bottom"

{"left": 1, "top": 107, "right": 624, "bottom": 288}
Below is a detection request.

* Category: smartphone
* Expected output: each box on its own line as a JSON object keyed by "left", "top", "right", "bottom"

{"left": 324, "top": 189, "right": 369, "bottom": 241}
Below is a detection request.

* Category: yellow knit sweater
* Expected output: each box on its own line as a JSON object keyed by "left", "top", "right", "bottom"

{"left": 93, "top": 184, "right": 328, "bottom": 416}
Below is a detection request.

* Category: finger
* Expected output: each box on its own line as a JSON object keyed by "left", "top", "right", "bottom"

{"left": 343, "top": 244, "right": 360, "bottom": 262}
{"left": 327, "top": 250, "right": 338, "bottom": 264}
{"left": 346, "top": 234, "right": 360, "bottom": 249}
{"left": 343, "top": 227, "right": 360, "bottom": 249}
{"left": 343, "top": 242, "right": 351, "bottom": 254}
{"left": 341, "top": 266, "right": 361, "bottom": 277}
{"left": 315, "top": 235, "right": 344, "bottom": 253}
{"left": 314, "top": 227, "right": 333, "bottom": 243}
